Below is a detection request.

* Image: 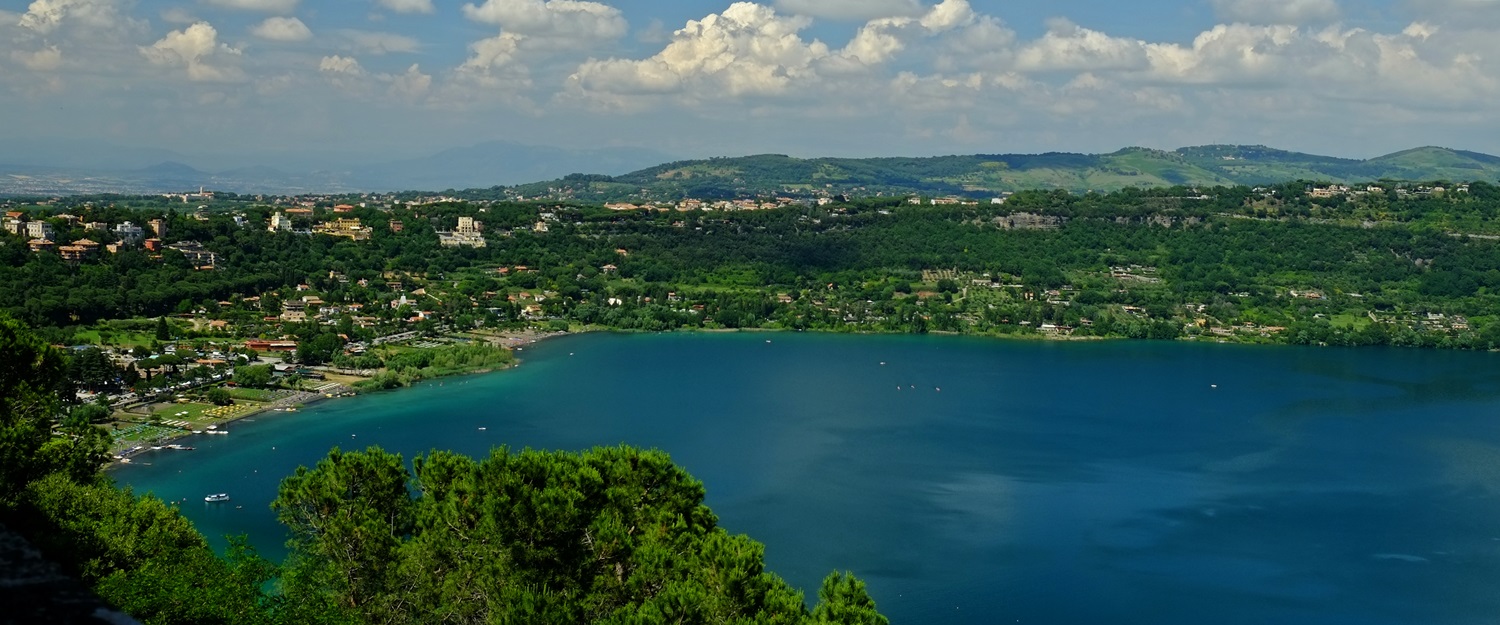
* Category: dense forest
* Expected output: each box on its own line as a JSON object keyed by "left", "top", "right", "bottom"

{"left": 0, "top": 315, "right": 888, "bottom": 624}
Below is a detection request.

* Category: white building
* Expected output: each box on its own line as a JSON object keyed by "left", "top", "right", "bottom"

{"left": 26, "top": 221, "right": 53, "bottom": 241}
{"left": 269, "top": 212, "right": 291, "bottom": 232}
{"left": 114, "top": 222, "right": 144, "bottom": 245}
{"left": 439, "top": 217, "right": 486, "bottom": 248}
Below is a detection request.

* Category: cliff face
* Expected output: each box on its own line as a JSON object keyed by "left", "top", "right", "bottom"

{"left": 0, "top": 523, "right": 138, "bottom": 625}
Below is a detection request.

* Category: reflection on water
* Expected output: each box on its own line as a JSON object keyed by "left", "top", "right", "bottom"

{"left": 116, "top": 334, "right": 1500, "bottom": 625}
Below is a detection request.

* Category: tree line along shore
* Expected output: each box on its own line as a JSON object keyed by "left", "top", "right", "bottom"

{"left": 8, "top": 179, "right": 1500, "bottom": 458}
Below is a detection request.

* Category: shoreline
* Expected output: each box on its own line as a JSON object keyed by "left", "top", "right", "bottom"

{"left": 105, "top": 325, "right": 1476, "bottom": 466}
{"left": 108, "top": 328, "right": 576, "bottom": 466}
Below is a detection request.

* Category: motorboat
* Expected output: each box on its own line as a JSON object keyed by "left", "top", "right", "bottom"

{"left": 205, "top": 493, "right": 230, "bottom": 503}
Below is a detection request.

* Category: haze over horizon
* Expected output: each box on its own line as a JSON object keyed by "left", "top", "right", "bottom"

{"left": 3, "top": 0, "right": 1499, "bottom": 168}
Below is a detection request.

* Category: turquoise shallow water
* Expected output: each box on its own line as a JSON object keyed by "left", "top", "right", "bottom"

{"left": 115, "top": 333, "right": 1500, "bottom": 624}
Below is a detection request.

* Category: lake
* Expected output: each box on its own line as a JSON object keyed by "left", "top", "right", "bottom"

{"left": 114, "top": 332, "right": 1500, "bottom": 624}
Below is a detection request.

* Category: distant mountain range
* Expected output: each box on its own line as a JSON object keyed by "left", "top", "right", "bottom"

{"left": 507, "top": 145, "right": 1500, "bottom": 202}
{"left": 0, "top": 143, "right": 1497, "bottom": 197}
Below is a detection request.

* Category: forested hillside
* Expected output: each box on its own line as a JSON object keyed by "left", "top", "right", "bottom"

{"left": 502, "top": 146, "right": 1500, "bottom": 202}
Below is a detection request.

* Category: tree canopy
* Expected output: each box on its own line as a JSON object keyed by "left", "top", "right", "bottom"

{"left": 271, "top": 445, "right": 883, "bottom": 624}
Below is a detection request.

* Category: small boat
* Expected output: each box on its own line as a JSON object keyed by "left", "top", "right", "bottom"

{"left": 205, "top": 493, "right": 230, "bottom": 503}
{"left": 206, "top": 430, "right": 228, "bottom": 435}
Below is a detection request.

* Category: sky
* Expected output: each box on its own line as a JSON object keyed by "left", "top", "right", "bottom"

{"left": 2, "top": 0, "right": 1499, "bottom": 167}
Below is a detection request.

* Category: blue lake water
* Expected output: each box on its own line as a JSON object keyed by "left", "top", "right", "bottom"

{"left": 114, "top": 333, "right": 1500, "bottom": 624}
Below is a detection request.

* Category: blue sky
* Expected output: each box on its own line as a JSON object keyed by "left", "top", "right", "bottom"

{"left": 2, "top": 0, "right": 1498, "bottom": 169}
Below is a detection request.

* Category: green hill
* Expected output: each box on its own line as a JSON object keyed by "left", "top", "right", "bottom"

{"left": 1362, "top": 146, "right": 1500, "bottom": 181}
{"left": 504, "top": 145, "right": 1500, "bottom": 201}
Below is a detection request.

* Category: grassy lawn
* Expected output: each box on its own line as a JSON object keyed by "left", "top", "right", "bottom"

{"left": 154, "top": 398, "right": 216, "bottom": 419}
{"left": 106, "top": 423, "right": 184, "bottom": 452}
{"left": 149, "top": 400, "right": 265, "bottom": 429}
{"left": 227, "top": 387, "right": 282, "bottom": 402}
{"left": 151, "top": 402, "right": 216, "bottom": 424}
{"left": 1329, "top": 313, "right": 1372, "bottom": 330}
{"left": 321, "top": 372, "right": 369, "bottom": 386}
{"left": 73, "top": 328, "right": 155, "bottom": 348}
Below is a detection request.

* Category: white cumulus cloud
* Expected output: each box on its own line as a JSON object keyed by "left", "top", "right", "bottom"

{"left": 140, "top": 21, "right": 244, "bottom": 81}
{"left": 1142, "top": 24, "right": 1301, "bottom": 84}
{"left": 461, "top": 0, "right": 627, "bottom": 40}
{"left": 1015, "top": 19, "right": 1150, "bottom": 72}
{"left": 841, "top": 0, "right": 978, "bottom": 65}
{"left": 460, "top": 32, "right": 523, "bottom": 72}
{"left": 453, "top": 0, "right": 628, "bottom": 92}
{"left": 319, "top": 54, "right": 363, "bottom": 74}
{"left": 388, "top": 63, "right": 431, "bottom": 98}
{"left": 571, "top": 2, "right": 828, "bottom": 98}
{"left": 17, "top": 0, "right": 130, "bottom": 35}
{"left": 250, "top": 16, "right": 311, "bottom": 41}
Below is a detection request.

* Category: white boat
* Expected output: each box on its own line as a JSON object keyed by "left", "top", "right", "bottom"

{"left": 205, "top": 493, "right": 230, "bottom": 502}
